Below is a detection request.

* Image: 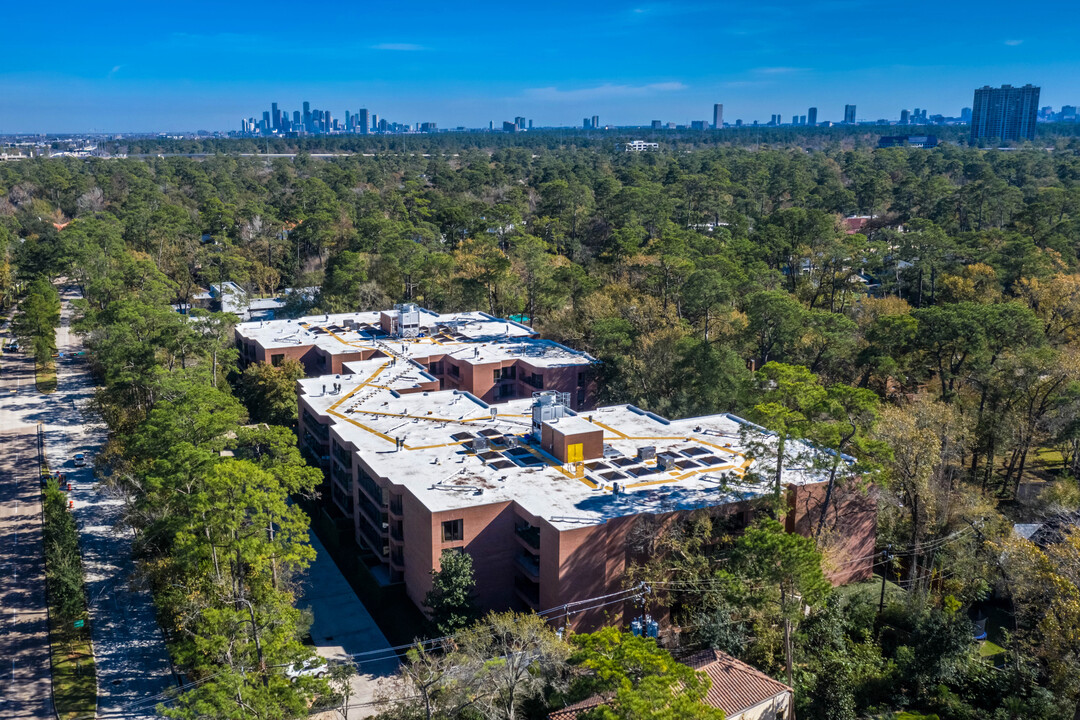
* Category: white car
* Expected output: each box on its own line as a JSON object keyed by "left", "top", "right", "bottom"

{"left": 73, "top": 453, "right": 86, "bottom": 467}
{"left": 285, "top": 658, "right": 327, "bottom": 681}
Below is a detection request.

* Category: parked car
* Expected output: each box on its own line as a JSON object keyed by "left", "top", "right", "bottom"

{"left": 73, "top": 453, "right": 86, "bottom": 467}
{"left": 285, "top": 658, "right": 328, "bottom": 681}
{"left": 3, "top": 341, "right": 18, "bottom": 353}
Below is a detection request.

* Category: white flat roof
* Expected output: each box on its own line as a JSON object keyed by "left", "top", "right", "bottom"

{"left": 239, "top": 308, "right": 595, "bottom": 369}
{"left": 300, "top": 370, "right": 833, "bottom": 531}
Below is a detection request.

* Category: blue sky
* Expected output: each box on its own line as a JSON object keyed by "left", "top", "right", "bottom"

{"left": 2, "top": 0, "right": 1078, "bottom": 133}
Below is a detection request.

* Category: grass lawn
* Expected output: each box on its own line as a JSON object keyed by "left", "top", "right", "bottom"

{"left": 48, "top": 618, "right": 96, "bottom": 720}
{"left": 36, "top": 360, "right": 57, "bottom": 393}
{"left": 1031, "top": 446, "right": 1064, "bottom": 470}
{"left": 835, "top": 575, "right": 906, "bottom": 607}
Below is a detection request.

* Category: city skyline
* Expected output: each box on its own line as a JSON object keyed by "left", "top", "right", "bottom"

{"left": 1, "top": 0, "right": 1078, "bottom": 133}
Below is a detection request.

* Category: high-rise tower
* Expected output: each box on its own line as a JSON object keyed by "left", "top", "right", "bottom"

{"left": 970, "top": 84, "right": 1040, "bottom": 143}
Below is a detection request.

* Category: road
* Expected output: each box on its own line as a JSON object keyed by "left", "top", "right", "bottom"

{"left": 47, "top": 285, "right": 175, "bottom": 717}
{"left": 0, "top": 338, "right": 55, "bottom": 718}
{"left": 1, "top": 286, "right": 175, "bottom": 718}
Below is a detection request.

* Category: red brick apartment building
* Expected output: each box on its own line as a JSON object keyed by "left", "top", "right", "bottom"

{"left": 294, "top": 378, "right": 874, "bottom": 629}
{"left": 234, "top": 305, "right": 597, "bottom": 410}
{"left": 238, "top": 306, "right": 874, "bottom": 630}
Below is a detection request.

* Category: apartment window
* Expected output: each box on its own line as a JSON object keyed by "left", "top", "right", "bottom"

{"left": 499, "top": 383, "right": 514, "bottom": 398}
{"left": 449, "top": 364, "right": 460, "bottom": 378}
{"left": 525, "top": 372, "right": 543, "bottom": 389}
{"left": 441, "top": 519, "right": 464, "bottom": 542}
{"left": 271, "top": 353, "right": 285, "bottom": 366}
{"left": 577, "top": 372, "right": 585, "bottom": 387}
{"left": 428, "top": 361, "right": 442, "bottom": 375}
{"left": 577, "top": 388, "right": 585, "bottom": 406}
{"left": 494, "top": 366, "right": 516, "bottom": 381}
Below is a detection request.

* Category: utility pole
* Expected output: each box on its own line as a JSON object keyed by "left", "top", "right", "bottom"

{"left": 878, "top": 544, "right": 893, "bottom": 614}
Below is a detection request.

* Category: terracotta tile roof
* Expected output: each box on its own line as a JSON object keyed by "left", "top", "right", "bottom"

{"left": 842, "top": 216, "right": 870, "bottom": 234}
{"left": 682, "top": 648, "right": 792, "bottom": 716}
{"left": 547, "top": 650, "right": 790, "bottom": 720}
{"left": 547, "top": 693, "right": 611, "bottom": 720}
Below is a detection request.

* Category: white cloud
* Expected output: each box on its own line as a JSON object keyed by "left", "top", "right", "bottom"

{"left": 523, "top": 82, "right": 687, "bottom": 102}
{"left": 371, "top": 43, "right": 427, "bottom": 51}
{"left": 1004, "top": 39, "right": 1023, "bottom": 46}
{"left": 753, "top": 66, "right": 805, "bottom": 74}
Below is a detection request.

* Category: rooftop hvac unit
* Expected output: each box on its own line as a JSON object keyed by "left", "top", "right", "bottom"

{"left": 657, "top": 452, "right": 679, "bottom": 471}
{"left": 506, "top": 436, "right": 521, "bottom": 449}
{"left": 637, "top": 446, "right": 656, "bottom": 462}
{"left": 531, "top": 391, "right": 569, "bottom": 437}
{"left": 394, "top": 303, "right": 421, "bottom": 338}
{"left": 472, "top": 436, "right": 489, "bottom": 451}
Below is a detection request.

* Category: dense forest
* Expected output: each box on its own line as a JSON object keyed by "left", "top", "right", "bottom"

{"left": 5, "top": 132, "right": 1080, "bottom": 719}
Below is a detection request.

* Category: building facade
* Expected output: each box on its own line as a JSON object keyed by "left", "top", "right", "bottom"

{"left": 970, "top": 84, "right": 1040, "bottom": 143}
{"left": 844, "top": 104, "right": 856, "bottom": 124}
{"left": 296, "top": 375, "right": 875, "bottom": 630}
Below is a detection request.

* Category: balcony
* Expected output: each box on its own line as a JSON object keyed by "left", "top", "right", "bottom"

{"left": 516, "top": 552, "right": 540, "bottom": 580}
{"left": 514, "top": 576, "right": 540, "bottom": 608}
{"left": 515, "top": 523, "right": 540, "bottom": 551}
{"left": 390, "top": 525, "right": 403, "bottom": 542}
{"left": 389, "top": 497, "right": 403, "bottom": 517}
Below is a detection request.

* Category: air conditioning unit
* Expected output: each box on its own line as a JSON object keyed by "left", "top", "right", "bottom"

{"left": 657, "top": 452, "right": 679, "bottom": 471}
{"left": 638, "top": 446, "right": 656, "bottom": 462}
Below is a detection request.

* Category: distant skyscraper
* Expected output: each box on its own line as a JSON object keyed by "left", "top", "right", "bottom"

{"left": 799, "top": 115, "right": 806, "bottom": 125}
{"left": 970, "top": 84, "right": 1040, "bottom": 143}
{"left": 292, "top": 110, "right": 300, "bottom": 126}
{"left": 592, "top": 115, "right": 599, "bottom": 129}
{"left": 357, "top": 108, "right": 370, "bottom": 135}
{"left": 583, "top": 118, "right": 591, "bottom": 129}
{"left": 691, "top": 120, "right": 708, "bottom": 130}
{"left": 272, "top": 102, "right": 280, "bottom": 131}
{"left": 371, "top": 114, "right": 379, "bottom": 132}
{"left": 261, "top": 111, "right": 271, "bottom": 131}
{"left": 844, "top": 104, "right": 856, "bottom": 124}
{"left": 303, "top": 101, "right": 311, "bottom": 131}
{"left": 807, "top": 107, "right": 817, "bottom": 126}
{"left": 713, "top": 103, "right": 723, "bottom": 129}
{"left": 961, "top": 107, "right": 973, "bottom": 123}
{"left": 792, "top": 115, "right": 798, "bottom": 125}
{"left": 900, "top": 109, "right": 910, "bottom": 125}
{"left": 528, "top": 119, "right": 533, "bottom": 130}
{"left": 651, "top": 120, "right": 662, "bottom": 129}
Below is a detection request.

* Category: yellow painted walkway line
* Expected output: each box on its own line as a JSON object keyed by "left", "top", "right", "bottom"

{"left": 327, "top": 410, "right": 398, "bottom": 445}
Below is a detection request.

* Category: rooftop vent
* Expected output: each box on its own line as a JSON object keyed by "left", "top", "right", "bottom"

{"left": 637, "top": 446, "right": 656, "bottom": 462}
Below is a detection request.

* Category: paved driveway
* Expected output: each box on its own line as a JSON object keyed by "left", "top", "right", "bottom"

{"left": 300, "top": 530, "right": 401, "bottom": 718}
